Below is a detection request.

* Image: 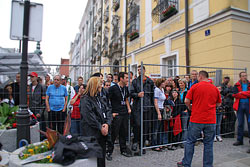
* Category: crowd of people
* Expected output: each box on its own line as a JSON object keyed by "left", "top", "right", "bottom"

{"left": 0, "top": 67, "right": 250, "bottom": 167}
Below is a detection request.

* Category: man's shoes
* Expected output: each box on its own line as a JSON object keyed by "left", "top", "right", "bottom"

{"left": 121, "top": 151, "right": 132, "bottom": 157}
{"left": 214, "top": 136, "right": 217, "bottom": 142}
{"left": 247, "top": 149, "right": 250, "bottom": 153}
{"left": 179, "top": 143, "right": 184, "bottom": 148}
{"left": 142, "top": 149, "right": 146, "bottom": 154}
{"left": 217, "top": 136, "right": 223, "bottom": 142}
{"left": 106, "top": 153, "right": 112, "bottom": 161}
{"left": 177, "top": 162, "right": 184, "bottom": 167}
{"left": 233, "top": 141, "right": 243, "bottom": 146}
{"left": 132, "top": 143, "right": 138, "bottom": 151}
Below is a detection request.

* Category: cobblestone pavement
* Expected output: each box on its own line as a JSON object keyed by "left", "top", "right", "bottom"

{"left": 107, "top": 137, "right": 250, "bottom": 167}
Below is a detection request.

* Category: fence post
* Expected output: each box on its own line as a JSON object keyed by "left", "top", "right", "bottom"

{"left": 215, "top": 69, "right": 222, "bottom": 86}
{"left": 140, "top": 61, "right": 144, "bottom": 155}
{"left": 128, "top": 64, "right": 131, "bottom": 146}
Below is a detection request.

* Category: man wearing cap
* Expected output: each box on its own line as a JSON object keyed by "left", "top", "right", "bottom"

{"left": 28, "top": 72, "right": 46, "bottom": 140}
{"left": 46, "top": 75, "right": 68, "bottom": 134}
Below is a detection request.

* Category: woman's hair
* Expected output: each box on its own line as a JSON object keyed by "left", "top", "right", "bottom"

{"left": 178, "top": 78, "right": 187, "bottom": 86}
{"left": 155, "top": 78, "right": 166, "bottom": 88}
{"left": 83, "top": 77, "right": 101, "bottom": 97}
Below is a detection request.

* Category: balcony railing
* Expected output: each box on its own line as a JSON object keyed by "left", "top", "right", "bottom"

{"left": 152, "top": 0, "right": 178, "bottom": 23}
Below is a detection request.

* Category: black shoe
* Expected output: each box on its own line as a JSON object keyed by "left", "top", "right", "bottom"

{"left": 180, "top": 143, "right": 184, "bottom": 148}
{"left": 233, "top": 141, "right": 243, "bottom": 146}
{"left": 121, "top": 151, "right": 132, "bottom": 157}
{"left": 247, "top": 149, "right": 250, "bottom": 154}
{"left": 132, "top": 143, "right": 138, "bottom": 151}
{"left": 142, "top": 149, "right": 146, "bottom": 154}
{"left": 106, "top": 153, "right": 112, "bottom": 161}
{"left": 177, "top": 162, "right": 184, "bottom": 167}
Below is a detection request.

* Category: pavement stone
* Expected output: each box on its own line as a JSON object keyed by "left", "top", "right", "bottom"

{"left": 106, "top": 137, "right": 250, "bottom": 167}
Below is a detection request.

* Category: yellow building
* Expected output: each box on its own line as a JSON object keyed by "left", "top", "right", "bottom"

{"left": 80, "top": 0, "right": 250, "bottom": 82}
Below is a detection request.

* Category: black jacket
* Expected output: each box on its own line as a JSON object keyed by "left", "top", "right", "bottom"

{"left": 80, "top": 95, "right": 112, "bottom": 140}
{"left": 130, "top": 76, "right": 154, "bottom": 112}
{"left": 28, "top": 83, "right": 46, "bottom": 115}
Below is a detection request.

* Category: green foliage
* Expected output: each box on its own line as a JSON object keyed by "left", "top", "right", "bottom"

{"left": 0, "top": 103, "right": 19, "bottom": 129}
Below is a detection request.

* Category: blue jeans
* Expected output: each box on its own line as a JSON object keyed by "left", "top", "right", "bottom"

{"left": 182, "top": 122, "right": 216, "bottom": 167}
{"left": 181, "top": 111, "right": 189, "bottom": 141}
{"left": 216, "top": 112, "right": 223, "bottom": 136}
{"left": 70, "top": 118, "right": 82, "bottom": 136}
{"left": 237, "top": 102, "right": 250, "bottom": 143}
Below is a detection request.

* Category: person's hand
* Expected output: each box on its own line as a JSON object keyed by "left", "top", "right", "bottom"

{"left": 128, "top": 109, "right": 131, "bottom": 114}
{"left": 184, "top": 109, "right": 188, "bottom": 113}
{"left": 138, "top": 92, "right": 144, "bottom": 98}
{"left": 112, "top": 113, "right": 119, "bottom": 118}
{"left": 158, "top": 113, "right": 162, "bottom": 121}
{"left": 47, "top": 107, "right": 50, "bottom": 112}
{"left": 62, "top": 109, "right": 66, "bottom": 112}
{"left": 36, "top": 113, "right": 41, "bottom": 118}
{"left": 101, "top": 124, "right": 108, "bottom": 136}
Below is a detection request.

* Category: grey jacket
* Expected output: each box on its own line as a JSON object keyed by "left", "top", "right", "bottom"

{"left": 28, "top": 83, "right": 46, "bottom": 115}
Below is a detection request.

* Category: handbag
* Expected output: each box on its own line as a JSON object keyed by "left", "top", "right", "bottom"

{"left": 162, "top": 105, "right": 172, "bottom": 120}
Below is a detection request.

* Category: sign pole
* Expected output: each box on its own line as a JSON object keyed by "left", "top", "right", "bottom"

{"left": 16, "top": 0, "right": 31, "bottom": 148}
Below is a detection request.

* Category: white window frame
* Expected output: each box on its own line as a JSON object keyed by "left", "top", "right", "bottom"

{"left": 160, "top": 51, "right": 179, "bottom": 78}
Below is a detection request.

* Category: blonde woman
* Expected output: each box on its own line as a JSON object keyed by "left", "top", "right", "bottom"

{"left": 80, "top": 77, "right": 111, "bottom": 167}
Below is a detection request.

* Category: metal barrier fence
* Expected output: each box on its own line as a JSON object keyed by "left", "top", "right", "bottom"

{"left": 137, "top": 62, "right": 246, "bottom": 155}
{"left": 0, "top": 62, "right": 246, "bottom": 155}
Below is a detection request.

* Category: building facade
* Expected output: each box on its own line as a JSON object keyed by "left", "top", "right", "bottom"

{"left": 74, "top": 0, "right": 250, "bottom": 82}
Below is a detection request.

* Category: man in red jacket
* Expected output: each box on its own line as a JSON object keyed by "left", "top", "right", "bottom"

{"left": 232, "top": 72, "right": 250, "bottom": 152}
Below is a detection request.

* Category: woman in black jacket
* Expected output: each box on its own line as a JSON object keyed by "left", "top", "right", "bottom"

{"left": 80, "top": 77, "right": 111, "bottom": 167}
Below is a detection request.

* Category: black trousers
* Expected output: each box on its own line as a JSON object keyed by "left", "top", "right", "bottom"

{"left": 107, "top": 114, "right": 128, "bottom": 154}
{"left": 48, "top": 111, "right": 66, "bottom": 134}
{"left": 132, "top": 110, "right": 152, "bottom": 146}
{"left": 97, "top": 137, "right": 106, "bottom": 167}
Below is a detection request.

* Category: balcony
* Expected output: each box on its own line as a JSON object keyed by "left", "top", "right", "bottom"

{"left": 152, "top": 0, "right": 178, "bottom": 23}
{"left": 112, "top": 0, "right": 120, "bottom": 12}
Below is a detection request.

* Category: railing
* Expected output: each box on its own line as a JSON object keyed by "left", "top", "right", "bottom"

{"left": 152, "top": 0, "right": 179, "bottom": 23}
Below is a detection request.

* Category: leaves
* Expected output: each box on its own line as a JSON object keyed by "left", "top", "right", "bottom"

{"left": 0, "top": 103, "right": 19, "bottom": 129}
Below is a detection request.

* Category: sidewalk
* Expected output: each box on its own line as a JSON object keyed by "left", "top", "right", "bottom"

{"left": 107, "top": 137, "right": 250, "bottom": 167}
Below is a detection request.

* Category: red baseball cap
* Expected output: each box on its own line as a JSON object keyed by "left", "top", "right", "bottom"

{"left": 28, "top": 72, "right": 38, "bottom": 77}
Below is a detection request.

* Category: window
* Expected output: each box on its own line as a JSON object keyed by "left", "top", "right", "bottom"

{"left": 162, "top": 55, "right": 177, "bottom": 77}
{"left": 159, "top": 0, "right": 178, "bottom": 23}
{"left": 127, "top": 3, "right": 140, "bottom": 41}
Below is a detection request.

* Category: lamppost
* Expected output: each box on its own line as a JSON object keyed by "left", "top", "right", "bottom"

{"left": 16, "top": 0, "right": 31, "bottom": 147}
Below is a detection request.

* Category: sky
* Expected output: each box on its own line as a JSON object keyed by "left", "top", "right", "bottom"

{"left": 0, "top": 0, "right": 87, "bottom": 64}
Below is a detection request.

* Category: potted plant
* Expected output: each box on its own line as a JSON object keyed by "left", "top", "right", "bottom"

{"left": 161, "top": 5, "right": 178, "bottom": 22}
{"left": 128, "top": 30, "right": 139, "bottom": 41}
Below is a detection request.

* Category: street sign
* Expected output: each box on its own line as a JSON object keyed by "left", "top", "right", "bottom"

{"left": 10, "top": 0, "right": 43, "bottom": 41}
{"left": 205, "top": 29, "right": 210, "bottom": 36}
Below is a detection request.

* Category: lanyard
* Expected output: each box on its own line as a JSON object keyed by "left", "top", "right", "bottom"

{"left": 96, "top": 97, "right": 102, "bottom": 109}
{"left": 118, "top": 85, "right": 126, "bottom": 102}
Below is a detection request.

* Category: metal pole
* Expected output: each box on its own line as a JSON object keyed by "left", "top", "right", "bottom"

{"left": 99, "top": 0, "right": 103, "bottom": 72}
{"left": 124, "top": 0, "right": 128, "bottom": 72}
{"left": 140, "top": 61, "right": 143, "bottom": 155}
{"left": 185, "top": 0, "right": 190, "bottom": 74}
{"left": 16, "top": 0, "right": 30, "bottom": 148}
{"left": 128, "top": 64, "right": 131, "bottom": 145}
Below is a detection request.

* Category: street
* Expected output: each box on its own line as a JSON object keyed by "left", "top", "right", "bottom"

{"left": 107, "top": 137, "right": 250, "bottom": 167}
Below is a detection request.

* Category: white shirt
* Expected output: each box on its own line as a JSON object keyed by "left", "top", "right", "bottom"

{"left": 154, "top": 87, "right": 166, "bottom": 109}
